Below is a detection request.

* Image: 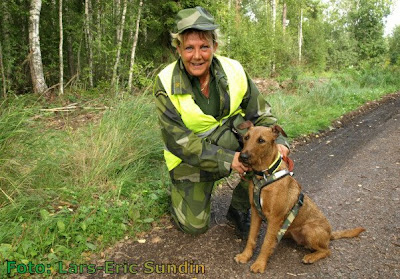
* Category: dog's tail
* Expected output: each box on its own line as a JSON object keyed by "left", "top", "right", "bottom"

{"left": 330, "top": 227, "right": 365, "bottom": 240}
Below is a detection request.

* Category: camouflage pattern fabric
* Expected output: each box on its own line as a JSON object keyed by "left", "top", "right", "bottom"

{"left": 277, "top": 192, "right": 304, "bottom": 242}
{"left": 174, "top": 6, "right": 219, "bottom": 33}
{"left": 154, "top": 55, "right": 289, "bottom": 234}
{"left": 252, "top": 169, "right": 291, "bottom": 222}
{"left": 170, "top": 162, "right": 250, "bottom": 234}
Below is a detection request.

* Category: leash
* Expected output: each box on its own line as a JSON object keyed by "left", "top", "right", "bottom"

{"left": 251, "top": 152, "right": 304, "bottom": 242}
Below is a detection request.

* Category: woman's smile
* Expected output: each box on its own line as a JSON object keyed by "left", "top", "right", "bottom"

{"left": 177, "top": 32, "right": 218, "bottom": 80}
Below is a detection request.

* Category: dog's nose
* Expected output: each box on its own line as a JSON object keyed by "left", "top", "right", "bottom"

{"left": 239, "top": 152, "right": 250, "bottom": 163}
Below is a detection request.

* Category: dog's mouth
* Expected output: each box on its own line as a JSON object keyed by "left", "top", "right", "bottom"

{"left": 240, "top": 160, "right": 251, "bottom": 167}
{"left": 239, "top": 152, "right": 253, "bottom": 167}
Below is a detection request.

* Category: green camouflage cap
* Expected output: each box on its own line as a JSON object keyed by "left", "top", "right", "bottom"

{"left": 175, "top": 6, "right": 219, "bottom": 34}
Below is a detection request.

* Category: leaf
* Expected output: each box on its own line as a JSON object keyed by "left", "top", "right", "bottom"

{"left": 143, "top": 218, "right": 154, "bottom": 223}
{"left": 151, "top": 236, "right": 162, "bottom": 244}
{"left": 128, "top": 209, "right": 140, "bottom": 221}
{"left": 57, "top": 221, "right": 66, "bottom": 232}
{"left": 40, "top": 209, "right": 50, "bottom": 221}
{"left": 81, "top": 222, "right": 87, "bottom": 231}
{"left": 86, "top": 242, "right": 96, "bottom": 251}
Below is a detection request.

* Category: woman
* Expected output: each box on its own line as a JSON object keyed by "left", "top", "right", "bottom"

{"left": 153, "top": 6, "right": 289, "bottom": 238}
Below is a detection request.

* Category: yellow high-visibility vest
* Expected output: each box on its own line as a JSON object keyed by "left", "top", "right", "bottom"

{"left": 158, "top": 55, "right": 248, "bottom": 170}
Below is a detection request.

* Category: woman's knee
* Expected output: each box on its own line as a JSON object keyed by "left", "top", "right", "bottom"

{"left": 170, "top": 205, "right": 210, "bottom": 235}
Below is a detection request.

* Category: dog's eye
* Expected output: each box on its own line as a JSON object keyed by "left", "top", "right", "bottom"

{"left": 244, "top": 135, "right": 249, "bottom": 141}
{"left": 258, "top": 137, "right": 265, "bottom": 143}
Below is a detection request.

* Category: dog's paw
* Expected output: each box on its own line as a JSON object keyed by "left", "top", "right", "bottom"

{"left": 250, "top": 260, "right": 266, "bottom": 273}
{"left": 302, "top": 254, "right": 317, "bottom": 264}
{"left": 234, "top": 252, "right": 251, "bottom": 264}
{"left": 302, "top": 250, "right": 330, "bottom": 264}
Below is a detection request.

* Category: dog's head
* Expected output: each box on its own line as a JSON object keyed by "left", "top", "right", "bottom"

{"left": 239, "top": 124, "right": 287, "bottom": 169}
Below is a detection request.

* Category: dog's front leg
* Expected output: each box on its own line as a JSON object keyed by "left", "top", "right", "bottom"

{"left": 234, "top": 205, "right": 262, "bottom": 264}
{"left": 250, "top": 219, "right": 283, "bottom": 273}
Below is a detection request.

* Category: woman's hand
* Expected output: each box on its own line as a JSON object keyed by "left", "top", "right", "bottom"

{"left": 231, "top": 152, "right": 249, "bottom": 175}
{"left": 277, "top": 144, "right": 290, "bottom": 157}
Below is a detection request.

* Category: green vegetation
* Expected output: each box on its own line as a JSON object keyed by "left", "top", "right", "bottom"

{"left": 0, "top": 94, "right": 170, "bottom": 275}
{"left": 269, "top": 66, "right": 400, "bottom": 137}
{"left": 1, "top": 67, "right": 399, "bottom": 276}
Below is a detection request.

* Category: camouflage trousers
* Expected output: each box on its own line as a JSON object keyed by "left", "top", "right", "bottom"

{"left": 169, "top": 163, "right": 250, "bottom": 235}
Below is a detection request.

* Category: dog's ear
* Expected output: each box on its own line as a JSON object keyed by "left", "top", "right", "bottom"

{"left": 238, "top": 120, "right": 254, "bottom": 130}
{"left": 272, "top": 125, "right": 288, "bottom": 138}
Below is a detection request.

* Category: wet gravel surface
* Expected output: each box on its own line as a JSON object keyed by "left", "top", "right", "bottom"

{"left": 75, "top": 93, "right": 400, "bottom": 279}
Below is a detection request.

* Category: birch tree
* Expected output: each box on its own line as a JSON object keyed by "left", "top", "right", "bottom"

{"left": 282, "top": 1, "right": 287, "bottom": 34}
{"left": 271, "top": 0, "right": 277, "bottom": 73}
{"left": 59, "top": 0, "right": 64, "bottom": 94}
{"left": 111, "top": 0, "right": 128, "bottom": 89}
{"left": 271, "top": 0, "right": 276, "bottom": 33}
{"left": 128, "top": 0, "right": 143, "bottom": 93}
{"left": 235, "top": 0, "right": 241, "bottom": 28}
{"left": 298, "top": 8, "right": 303, "bottom": 63}
{"left": 29, "top": 0, "right": 48, "bottom": 94}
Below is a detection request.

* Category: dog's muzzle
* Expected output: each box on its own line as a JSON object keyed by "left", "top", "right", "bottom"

{"left": 239, "top": 152, "right": 251, "bottom": 164}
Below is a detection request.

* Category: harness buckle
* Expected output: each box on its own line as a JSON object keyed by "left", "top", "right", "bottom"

{"left": 298, "top": 193, "right": 304, "bottom": 206}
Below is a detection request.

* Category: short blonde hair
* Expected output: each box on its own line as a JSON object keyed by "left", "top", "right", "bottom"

{"left": 171, "top": 29, "right": 219, "bottom": 48}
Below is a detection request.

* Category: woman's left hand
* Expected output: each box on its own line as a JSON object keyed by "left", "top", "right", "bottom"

{"left": 277, "top": 144, "right": 290, "bottom": 157}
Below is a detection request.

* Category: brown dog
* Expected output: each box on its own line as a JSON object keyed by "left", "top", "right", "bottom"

{"left": 234, "top": 124, "right": 365, "bottom": 273}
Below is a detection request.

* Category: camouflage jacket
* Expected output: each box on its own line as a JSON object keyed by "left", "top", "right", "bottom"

{"left": 153, "top": 56, "right": 288, "bottom": 178}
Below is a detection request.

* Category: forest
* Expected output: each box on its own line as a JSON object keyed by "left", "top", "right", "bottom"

{"left": 1, "top": 0, "right": 399, "bottom": 96}
{"left": 1, "top": 0, "right": 400, "bottom": 273}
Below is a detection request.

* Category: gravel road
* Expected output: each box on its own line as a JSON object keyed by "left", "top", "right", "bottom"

{"left": 78, "top": 93, "right": 400, "bottom": 279}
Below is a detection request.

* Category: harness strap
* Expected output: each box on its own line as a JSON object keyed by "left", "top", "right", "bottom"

{"left": 252, "top": 170, "right": 291, "bottom": 222}
{"left": 277, "top": 192, "right": 304, "bottom": 242}
{"left": 252, "top": 168, "right": 304, "bottom": 242}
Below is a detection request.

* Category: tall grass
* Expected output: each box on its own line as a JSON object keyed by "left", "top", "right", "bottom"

{"left": 0, "top": 94, "right": 170, "bottom": 273}
{"left": 0, "top": 66, "right": 399, "bottom": 276}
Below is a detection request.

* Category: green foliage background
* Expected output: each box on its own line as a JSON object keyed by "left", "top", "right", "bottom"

{"left": 0, "top": 0, "right": 398, "bottom": 94}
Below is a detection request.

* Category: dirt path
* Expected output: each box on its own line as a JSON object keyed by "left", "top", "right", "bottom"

{"left": 77, "top": 93, "right": 400, "bottom": 279}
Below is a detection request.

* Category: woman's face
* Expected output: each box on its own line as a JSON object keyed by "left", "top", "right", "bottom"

{"left": 177, "top": 31, "right": 218, "bottom": 79}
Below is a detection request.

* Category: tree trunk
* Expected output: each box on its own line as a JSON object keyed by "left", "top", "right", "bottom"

{"left": 59, "top": 0, "right": 64, "bottom": 94}
{"left": 298, "top": 8, "right": 303, "bottom": 64}
{"left": 29, "top": 0, "right": 48, "bottom": 94}
{"left": 128, "top": 0, "right": 143, "bottom": 93}
{"left": 271, "top": 0, "right": 276, "bottom": 33}
{"left": 115, "top": 0, "right": 121, "bottom": 42}
{"left": 282, "top": 1, "right": 287, "bottom": 34}
{"left": 2, "top": 0, "right": 11, "bottom": 90}
{"left": 111, "top": 0, "right": 128, "bottom": 89}
{"left": 0, "top": 42, "right": 6, "bottom": 98}
{"left": 235, "top": 0, "right": 241, "bottom": 28}
{"left": 85, "top": 0, "right": 94, "bottom": 87}
{"left": 271, "top": 0, "right": 276, "bottom": 73}
{"left": 67, "top": 35, "right": 75, "bottom": 78}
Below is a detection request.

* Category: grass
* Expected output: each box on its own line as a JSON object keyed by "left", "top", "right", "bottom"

{"left": 0, "top": 94, "right": 170, "bottom": 276}
{"left": 0, "top": 65, "right": 399, "bottom": 277}
{"left": 269, "top": 66, "right": 400, "bottom": 138}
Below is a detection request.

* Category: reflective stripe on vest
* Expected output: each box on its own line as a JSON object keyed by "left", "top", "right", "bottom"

{"left": 158, "top": 55, "right": 248, "bottom": 170}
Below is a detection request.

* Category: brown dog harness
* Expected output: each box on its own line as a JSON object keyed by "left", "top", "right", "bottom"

{"left": 252, "top": 153, "right": 304, "bottom": 242}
